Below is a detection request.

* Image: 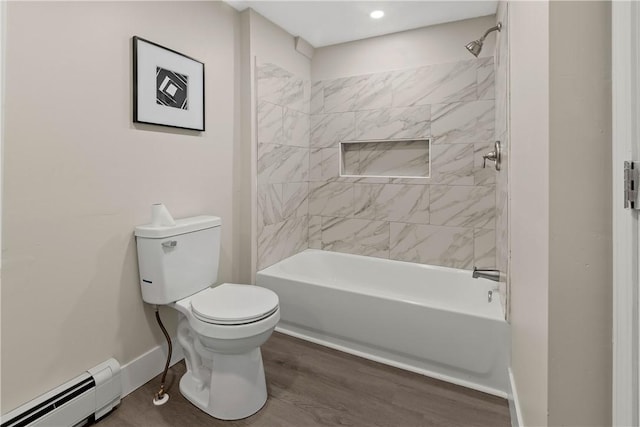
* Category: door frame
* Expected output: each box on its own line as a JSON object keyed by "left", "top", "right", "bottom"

{"left": 612, "top": 2, "right": 639, "bottom": 426}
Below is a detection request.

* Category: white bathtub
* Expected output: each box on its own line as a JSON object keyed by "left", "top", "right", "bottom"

{"left": 256, "top": 249, "right": 509, "bottom": 397}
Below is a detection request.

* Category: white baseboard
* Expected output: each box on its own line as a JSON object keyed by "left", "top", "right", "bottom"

{"left": 508, "top": 368, "right": 523, "bottom": 427}
{"left": 120, "top": 337, "right": 184, "bottom": 397}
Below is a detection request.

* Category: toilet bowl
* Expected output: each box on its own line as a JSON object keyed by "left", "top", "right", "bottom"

{"left": 171, "top": 284, "right": 280, "bottom": 420}
{"left": 134, "top": 215, "right": 280, "bottom": 420}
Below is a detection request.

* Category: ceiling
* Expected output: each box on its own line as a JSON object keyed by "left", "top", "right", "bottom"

{"left": 225, "top": 1, "right": 498, "bottom": 48}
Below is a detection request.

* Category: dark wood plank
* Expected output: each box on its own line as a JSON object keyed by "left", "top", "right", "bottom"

{"left": 93, "top": 332, "right": 510, "bottom": 427}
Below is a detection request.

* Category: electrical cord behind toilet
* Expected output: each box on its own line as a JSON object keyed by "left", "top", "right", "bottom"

{"left": 153, "top": 306, "right": 172, "bottom": 406}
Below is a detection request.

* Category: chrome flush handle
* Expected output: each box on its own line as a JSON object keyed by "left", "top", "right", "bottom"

{"left": 161, "top": 240, "right": 177, "bottom": 248}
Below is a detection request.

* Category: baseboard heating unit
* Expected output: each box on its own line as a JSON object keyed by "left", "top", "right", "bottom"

{"left": 1, "top": 358, "right": 121, "bottom": 427}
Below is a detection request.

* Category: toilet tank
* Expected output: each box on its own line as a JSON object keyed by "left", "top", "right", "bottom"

{"left": 134, "top": 215, "right": 221, "bottom": 305}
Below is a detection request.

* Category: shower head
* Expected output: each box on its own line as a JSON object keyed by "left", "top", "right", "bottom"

{"left": 466, "top": 22, "right": 502, "bottom": 57}
{"left": 465, "top": 40, "right": 483, "bottom": 57}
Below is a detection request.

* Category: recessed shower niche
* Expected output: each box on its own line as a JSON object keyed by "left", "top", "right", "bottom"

{"left": 339, "top": 138, "right": 430, "bottom": 179}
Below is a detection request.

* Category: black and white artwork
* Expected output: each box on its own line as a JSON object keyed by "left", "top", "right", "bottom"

{"left": 133, "top": 36, "right": 204, "bottom": 131}
{"left": 156, "top": 67, "right": 188, "bottom": 110}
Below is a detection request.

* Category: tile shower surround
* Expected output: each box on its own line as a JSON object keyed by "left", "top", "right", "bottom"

{"left": 257, "top": 62, "right": 311, "bottom": 270}
{"left": 257, "top": 58, "right": 496, "bottom": 271}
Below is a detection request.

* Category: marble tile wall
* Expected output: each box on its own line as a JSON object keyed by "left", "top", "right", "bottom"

{"left": 255, "top": 56, "right": 498, "bottom": 271}
{"left": 309, "top": 58, "right": 497, "bottom": 269}
{"left": 495, "top": 3, "right": 510, "bottom": 315}
{"left": 256, "top": 62, "right": 310, "bottom": 270}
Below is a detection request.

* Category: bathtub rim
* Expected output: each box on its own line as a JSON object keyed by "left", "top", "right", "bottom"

{"left": 259, "top": 272, "right": 504, "bottom": 322}
{"left": 260, "top": 248, "right": 485, "bottom": 278}
{"left": 257, "top": 249, "right": 506, "bottom": 321}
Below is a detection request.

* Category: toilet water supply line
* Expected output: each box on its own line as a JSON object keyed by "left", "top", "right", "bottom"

{"left": 153, "top": 306, "right": 172, "bottom": 406}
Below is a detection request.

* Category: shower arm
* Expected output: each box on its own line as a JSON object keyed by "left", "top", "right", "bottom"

{"left": 478, "top": 23, "right": 502, "bottom": 43}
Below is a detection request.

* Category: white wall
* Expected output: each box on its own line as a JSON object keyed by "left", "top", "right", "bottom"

{"left": 2, "top": 1, "right": 241, "bottom": 413}
{"left": 237, "top": 10, "right": 253, "bottom": 285}
{"left": 0, "top": 0, "right": 6, "bottom": 410}
{"left": 0, "top": 0, "right": 5, "bottom": 264}
{"left": 548, "top": 2, "right": 612, "bottom": 425}
{"left": 494, "top": 1, "right": 509, "bottom": 316}
{"left": 312, "top": 15, "right": 496, "bottom": 81}
{"left": 249, "top": 10, "right": 311, "bottom": 80}
{"left": 508, "top": 2, "right": 550, "bottom": 426}
{"left": 509, "top": 2, "right": 613, "bottom": 425}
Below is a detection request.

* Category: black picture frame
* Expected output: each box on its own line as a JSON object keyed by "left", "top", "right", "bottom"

{"left": 133, "top": 36, "right": 205, "bottom": 131}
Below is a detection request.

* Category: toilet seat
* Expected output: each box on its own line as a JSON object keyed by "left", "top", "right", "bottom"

{"left": 190, "top": 283, "right": 279, "bottom": 325}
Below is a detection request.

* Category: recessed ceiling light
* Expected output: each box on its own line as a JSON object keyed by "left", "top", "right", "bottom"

{"left": 370, "top": 10, "right": 384, "bottom": 19}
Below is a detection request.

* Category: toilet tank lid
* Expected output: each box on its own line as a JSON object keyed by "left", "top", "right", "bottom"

{"left": 134, "top": 215, "right": 221, "bottom": 238}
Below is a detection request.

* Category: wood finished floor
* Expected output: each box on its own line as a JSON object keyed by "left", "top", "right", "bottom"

{"left": 94, "top": 332, "right": 510, "bottom": 427}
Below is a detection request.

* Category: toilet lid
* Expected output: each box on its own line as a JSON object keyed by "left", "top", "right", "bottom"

{"left": 190, "top": 283, "right": 279, "bottom": 325}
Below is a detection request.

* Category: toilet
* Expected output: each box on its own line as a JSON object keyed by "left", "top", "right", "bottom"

{"left": 134, "top": 215, "right": 279, "bottom": 420}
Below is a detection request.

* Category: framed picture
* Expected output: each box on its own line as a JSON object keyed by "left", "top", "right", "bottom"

{"left": 133, "top": 36, "right": 205, "bottom": 131}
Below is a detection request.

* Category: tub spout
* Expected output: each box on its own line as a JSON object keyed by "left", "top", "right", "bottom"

{"left": 472, "top": 267, "right": 501, "bottom": 282}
